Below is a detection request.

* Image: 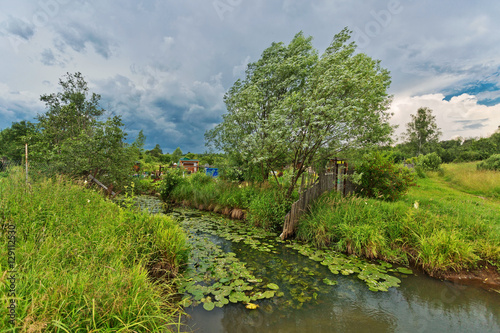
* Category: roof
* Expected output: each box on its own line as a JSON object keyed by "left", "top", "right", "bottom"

{"left": 179, "top": 157, "right": 199, "bottom": 161}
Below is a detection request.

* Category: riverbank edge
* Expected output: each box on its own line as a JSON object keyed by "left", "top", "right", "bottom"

{"left": 167, "top": 199, "right": 500, "bottom": 293}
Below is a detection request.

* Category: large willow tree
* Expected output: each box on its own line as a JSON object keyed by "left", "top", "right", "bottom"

{"left": 206, "top": 28, "right": 394, "bottom": 197}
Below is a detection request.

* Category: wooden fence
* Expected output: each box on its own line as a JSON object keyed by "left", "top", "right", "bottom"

{"left": 280, "top": 159, "right": 354, "bottom": 240}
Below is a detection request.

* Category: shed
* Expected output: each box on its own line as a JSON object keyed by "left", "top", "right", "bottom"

{"left": 178, "top": 158, "right": 199, "bottom": 173}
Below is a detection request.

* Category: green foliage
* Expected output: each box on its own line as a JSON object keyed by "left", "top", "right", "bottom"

{"left": 159, "top": 169, "right": 186, "bottom": 201}
{"left": 206, "top": 28, "right": 394, "bottom": 198}
{"left": 0, "top": 170, "right": 188, "bottom": 331}
{"left": 190, "top": 171, "right": 213, "bottom": 185}
{"left": 406, "top": 152, "right": 442, "bottom": 177}
{"left": 297, "top": 174, "right": 500, "bottom": 274}
{"left": 403, "top": 107, "right": 442, "bottom": 156}
{"left": 354, "top": 151, "right": 416, "bottom": 201}
{"left": 454, "top": 150, "right": 483, "bottom": 162}
{"left": 123, "top": 177, "right": 154, "bottom": 196}
{"left": 28, "top": 72, "right": 135, "bottom": 189}
{"left": 477, "top": 154, "right": 500, "bottom": 171}
{"left": 172, "top": 147, "right": 183, "bottom": 163}
{"left": 0, "top": 120, "right": 37, "bottom": 161}
{"left": 247, "top": 186, "right": 294, "bottom": 231}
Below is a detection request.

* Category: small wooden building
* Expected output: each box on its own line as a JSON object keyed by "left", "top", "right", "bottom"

{"left": 178, "top": 158, "right": 199, "bottom": 173}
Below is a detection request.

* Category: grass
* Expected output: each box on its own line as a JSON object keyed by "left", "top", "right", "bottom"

{"left": 0, "top": 169, "right": 189, "bottom": 332}
{"left": 438, "top": 162, "right": 500, "bottom": 198}
{"left": 297, "top": 163, "right": 500, "bottom": 275}
{"left": 166, "top": 174, "right": 296, "bottom": 231}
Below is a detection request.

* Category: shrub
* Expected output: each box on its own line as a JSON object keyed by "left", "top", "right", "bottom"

{"left": 419, "top": 152, "right": 442, "bottom": 171}
{"left": 354, "top": 151, "right": 416, "bottom": 201}
{"left": 159, "top": 169, "right": 185, "bottom": 200}
{"left": 477, "top": 154, "right": 500, "bottom": 171}
{"left": 453, "top": 151, "right": 482, "bottom": 162}
{"left": 189, "top": 170, "right": 214, "bottom": 185}
{"left": 123, "top": 177, "right": 154, "bottom": 195}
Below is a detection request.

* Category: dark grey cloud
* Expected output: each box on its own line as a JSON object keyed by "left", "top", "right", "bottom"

{"left": 1, "top": 16, "right": 35, "bottom": 40}
{"left": 454, "top": 119, "right": 489, "bottom": 131}
{"left": 53, "top": 22, "right": 114, "bottom": 59}
{"left": 2, "top": 0, "right": 500, "bottom": 151}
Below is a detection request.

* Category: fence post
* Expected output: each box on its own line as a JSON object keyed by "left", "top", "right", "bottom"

{"left": 25, "top": 143, "right": 28, "bottom": 186}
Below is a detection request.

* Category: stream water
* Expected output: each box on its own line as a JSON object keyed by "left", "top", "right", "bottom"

{"left": 136, "top": 196, "right": 500, "bottom": 333}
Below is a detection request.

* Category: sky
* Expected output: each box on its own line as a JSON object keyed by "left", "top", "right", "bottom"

{"left": 1, "top": 0, "right": 500, "bottom": 153}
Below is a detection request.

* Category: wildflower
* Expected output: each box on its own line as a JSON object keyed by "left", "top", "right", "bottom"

{"left": 414, "top": 201, "right": 419, "bottom": 209}
{"left": 84, "top": 180, "right": 88, "bottom": 184}
{"left": 87, "top": 199, "right": 90, "bottom": 203}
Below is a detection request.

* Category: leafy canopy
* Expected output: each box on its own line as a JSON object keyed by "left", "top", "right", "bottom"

{"left": 206, "top": 28, "right": 394, "bottom": 197}
{"left": 403, "top": 107, "right": 442, "bottom": 156}
{"left": 30, "top": 72, "right": 136, "bottom": 187}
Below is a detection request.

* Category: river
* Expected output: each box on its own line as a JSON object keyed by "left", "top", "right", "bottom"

{"left": 135, "top": 196, "right": 500, "bottom": 333}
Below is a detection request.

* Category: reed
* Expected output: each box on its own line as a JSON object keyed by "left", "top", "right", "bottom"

{"left": 0, "top": 168, "right": 188, "bottom": 332}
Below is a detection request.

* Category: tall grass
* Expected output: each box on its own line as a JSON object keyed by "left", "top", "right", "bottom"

{"left": 437, "top": 162, "right": 500, "bottom": 198}
{"left": 0, "top": 169, "right": 188, "bottom": 332}
{"left": 297, "top": 172, "right": 500, "bottom": 275}
{"left": 166, "top": 173, "right": 296, "bottom": 231}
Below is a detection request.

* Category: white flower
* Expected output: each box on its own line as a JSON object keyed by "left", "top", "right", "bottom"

{"left": 414, "top": 201, "right": 419, "bottom": 209}
{"left": 84, "top": 180, "right": 88, "bottom": 184}
{"left": 87, "top": 199, "right": 90, "bottom": 203}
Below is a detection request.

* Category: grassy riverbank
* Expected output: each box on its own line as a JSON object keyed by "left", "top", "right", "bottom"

{"left": 164, "top": 172, "right": 297, "bottom": 231}
{"left": 297, "top": 164, "right": 500, "bottom": 276}
{"left": 0, "top": 169, "right": 188, "bottom": 332}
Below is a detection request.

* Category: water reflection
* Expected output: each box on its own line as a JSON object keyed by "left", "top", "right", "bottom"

{"left": 171, "top": 208, "right": 499, "bottom": 333}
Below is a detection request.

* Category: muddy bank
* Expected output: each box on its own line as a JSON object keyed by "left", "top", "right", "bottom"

{"left": 435, "top": 264, "right": 500, "bottom": 292}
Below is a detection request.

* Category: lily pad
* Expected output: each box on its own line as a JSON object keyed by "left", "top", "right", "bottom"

{"left": 323, "top": 278, "right": 338, "bottom": 286}
{"left": 396, "top": 267, "right": 413, "bottom": 275}
{"left": 266, "top": 283, "right": 280, "bottom": 290}
{"left": 203, "top": 302, "right": 215, "bottom": 311}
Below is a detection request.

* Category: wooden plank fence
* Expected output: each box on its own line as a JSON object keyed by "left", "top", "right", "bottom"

{"left": 280, "top": 159, "right": 354, "bottom": 240}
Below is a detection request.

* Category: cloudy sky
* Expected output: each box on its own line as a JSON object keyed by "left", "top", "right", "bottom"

{"left": 1, "top": 0, "right": 499, "bottom": 153}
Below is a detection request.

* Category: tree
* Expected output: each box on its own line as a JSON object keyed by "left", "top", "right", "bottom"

{"left": 31, "top": 72, "right": 133, "bottom": 187}
{"left": 172, "top": 147, "right": 183, "bottom": 163}
{"left": 146, "top": 144, "right": 163, "bottom": 158}
{"left": 206, "top": 28, "right": 394, "bottom": 198}
{"left": 0, "top": 120, "right": 37, "bottom": 161}
{"left": 403, "top": 107, "right": 441, "bottom": 156}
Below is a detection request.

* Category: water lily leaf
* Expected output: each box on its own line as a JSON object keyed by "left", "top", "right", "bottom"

{"left": 203, "top": 302, "right": 215, "bottom": 311}
{"left": 396, "top": 267, "right": 413, "bottom": 275}
{"left": 267, "top": 283, "right": 280, "bottom": 290}
{"left": 323, "top": 278, "right": 338, "bottom": 286}
{"left": 262, "top": 290, "right": 275, "bottom": 298}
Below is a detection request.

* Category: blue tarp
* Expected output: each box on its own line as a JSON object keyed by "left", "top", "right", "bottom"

{"left": 205, "top": 167, "right": 219, "bottom": 177}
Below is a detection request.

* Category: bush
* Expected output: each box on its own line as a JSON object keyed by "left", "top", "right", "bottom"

{"left": 123, "top": 177, "right": 154, "bottom": 195}
{"left": 453, "top": 151, "right": 482, "bottom": 162}
{"left": 419, "top": 152, "right": 442, "bottom": 171}
{"left": 477, "top": 154, "right": 500, "bottom": 171}
{"left": 159, "top": 169, "right": 185, "bottom": 201}
{"left": 189, "top": 171, "right": 213, "bottom": 185}
{"left": 354, "top": 151, "right": 416, "bottom": 201}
